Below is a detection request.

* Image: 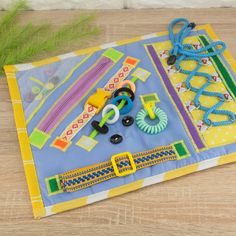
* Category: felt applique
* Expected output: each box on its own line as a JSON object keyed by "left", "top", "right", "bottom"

{"left": 4, "top": 18, "right": 236, "bottom": 219}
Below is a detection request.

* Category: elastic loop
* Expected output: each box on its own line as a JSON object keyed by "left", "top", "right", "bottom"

{"left": 112, "top": 95, "right": 133, "bottom": 115}
{"left": 102, "top": 104, "right": 120, "bottom": 125}
{"left": 117, "top": 80, "right": 136, "bottom": 93}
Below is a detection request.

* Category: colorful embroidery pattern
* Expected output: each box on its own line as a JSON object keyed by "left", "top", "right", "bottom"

{"left": 46, "top": 141, "right": 189, "bottom": 194}
{"left": 51, "top": 104, "right": 97, "bottom": 151}
{"left": 29, "top": 48, "right": 123, "bottom": 149}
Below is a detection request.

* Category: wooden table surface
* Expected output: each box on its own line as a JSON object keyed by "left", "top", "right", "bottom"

{"left": 0, "top": 8, "right": 236, "bottom": 236}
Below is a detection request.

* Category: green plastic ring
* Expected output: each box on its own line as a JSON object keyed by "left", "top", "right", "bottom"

{"left": 136, "top": 107, "right": 168, "bottom": 134}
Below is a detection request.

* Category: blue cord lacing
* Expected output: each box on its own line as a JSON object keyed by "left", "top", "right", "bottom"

{"left": 168, "top": 18, "right": 235, "bottom": 127}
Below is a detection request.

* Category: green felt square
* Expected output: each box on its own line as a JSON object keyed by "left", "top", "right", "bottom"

{"left": 29, "top": 128, "right": 51, "bottom": 149}
{"left": 49, "top": 178, "right": 59, "bottom": 192}
{"left": 46, "top": 175, "right": 63, "bottom": 196}
{"left": 174, "top": 143, "right": 187, "bottom": 157}
{"left": 102, "top": 48, "right": 123, "bottom": 62}
{"left": 142, "top": 94, "right": 160, "bottom": 103}
{"left": 173, "top": 141, "right": 190, "bottom": 160}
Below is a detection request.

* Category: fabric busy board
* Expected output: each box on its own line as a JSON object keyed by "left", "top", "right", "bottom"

{"left": 4, "top": 18, "right": 236, "bottom": 219}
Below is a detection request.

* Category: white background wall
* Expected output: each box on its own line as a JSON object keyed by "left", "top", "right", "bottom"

{"left": 1, "top": 0, "right": 236, "bottom": 10}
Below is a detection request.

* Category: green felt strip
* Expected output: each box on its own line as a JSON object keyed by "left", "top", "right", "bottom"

{"left": 199, "top": 35, "right": 236, "bottom": 99}
{"left": 102, "top": 48, "right": 124, "bottom": 62}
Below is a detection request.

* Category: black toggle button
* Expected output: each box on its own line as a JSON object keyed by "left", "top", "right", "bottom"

{"left": 167, "top": 55, "right": 177, "bottom": 65}
{"left": 188, "top": 22, "right": 196, "bottom": 29}
{"left": 110, "top": 134, "right": 123, "bottom": 144}
{"left": 91, "top": 120, "right": 109, "bottom": 134}
{"left": 122, "top": 116, "right": 134, "bottom": 127}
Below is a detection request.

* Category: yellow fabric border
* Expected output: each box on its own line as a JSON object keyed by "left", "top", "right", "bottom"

{"left": 5, "top": 73, "right": 45, "bottom": 219}
{"left": 4, "top": 24, "right": 236, "bottom": 219}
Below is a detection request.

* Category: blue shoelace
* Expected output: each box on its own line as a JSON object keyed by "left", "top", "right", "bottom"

{"left": 168, "top": 18, "right": 235, "bottom": 127}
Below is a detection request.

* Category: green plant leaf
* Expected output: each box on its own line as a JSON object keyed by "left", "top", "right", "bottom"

{"left": 0, "top": 1, "right": 100, "bottom": 74}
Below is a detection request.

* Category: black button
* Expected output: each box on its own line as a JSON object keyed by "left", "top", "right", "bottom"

{"left": 122, "top": 116, "right": 134, "bottom": 127}
{"left": 167, "top": 55, "right": 177, "bottom": 65}
{"left": 110, "top": 134, "right": 123, "bottom": 144}
{"left": 188, "top": 22, "right": 196, "bottom": 29}
{"left": 91, "top": 120, "right": 109, "bottom": 134}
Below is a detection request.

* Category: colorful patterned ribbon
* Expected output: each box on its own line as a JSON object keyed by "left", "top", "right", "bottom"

{"left": 45, "top": 140, "right": 190, "bottom": 194}
{"left": 51, "top": 57, "right": 139, "bottom": 151}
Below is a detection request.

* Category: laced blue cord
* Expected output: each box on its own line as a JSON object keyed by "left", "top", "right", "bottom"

{"left": 168, "top": 18, "right": 235, "bottom": 127}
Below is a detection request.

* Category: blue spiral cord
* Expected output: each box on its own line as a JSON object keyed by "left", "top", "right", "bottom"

{"left": 168, "top": 18, "right": 235, "bottom": 127}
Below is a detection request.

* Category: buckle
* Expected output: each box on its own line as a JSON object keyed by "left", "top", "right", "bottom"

{"left": 111, "top": 152, "right": 136, "bottom": 177}
{"left": 85, "top": 88, "right": 112, "bottom": 114}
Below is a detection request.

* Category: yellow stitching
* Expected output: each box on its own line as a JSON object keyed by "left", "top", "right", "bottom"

{"left": 29, "top": 76, "right": 45, "bottom": 87}
{"left": 5, "top": 74, "right": 45, "bottom": 219}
